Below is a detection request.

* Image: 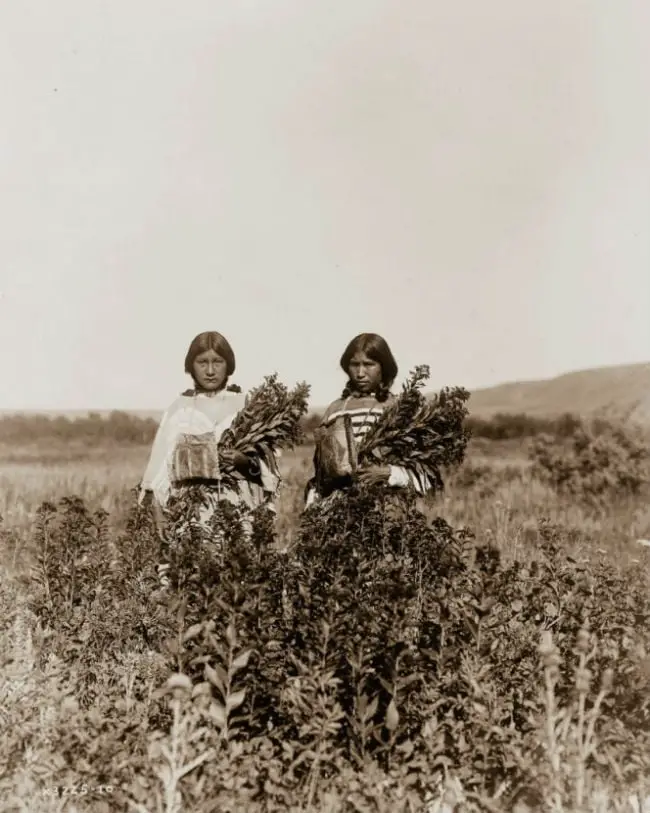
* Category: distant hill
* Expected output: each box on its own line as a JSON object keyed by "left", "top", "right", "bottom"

{"left": 466, "top": 362, "right": 650, "bottom": 425}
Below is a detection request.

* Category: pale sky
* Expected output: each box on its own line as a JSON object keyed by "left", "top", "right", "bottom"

{"left": 1, "top": 0, "right": 649, "bottom": 411}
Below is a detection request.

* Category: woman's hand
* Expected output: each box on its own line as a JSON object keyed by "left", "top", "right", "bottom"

{"left": 356, "top": 464, "right": 391, "bottom": 486}
{"left": 219, "top": 449, "right": 248, "bottom": 467}
{"left": 219, "top": 449, "right": 235, "bottom": 468}
{"left": 220, "top": 449, "right": 259, "bottom": 477}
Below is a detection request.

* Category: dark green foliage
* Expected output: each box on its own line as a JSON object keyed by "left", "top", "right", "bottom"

{"left": 159, "top": 490, "right": 290, "bottom": 731}
{"left": 289, "top": 492, "right": 650, "bottom": 795}
{"left": 530, "top": 420, "right": 650, "bottom": 503}
{"left": 466, "top": 412, "right": 583, "bottom": 441}
{"left": 143, "top": 487, "right": 650, "bottom": 797}
{"left": 20, "top": 481, "right": 650, "bottom": 809}
{"left": 289, "top": 487, "right": 467, "bottom": 756}
{"left": 27, "top": 496, "right": 169, "bottom": 705}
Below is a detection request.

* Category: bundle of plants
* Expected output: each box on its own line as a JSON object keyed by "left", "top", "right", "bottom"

{"left": 217, "top": 374, "right": 311, "bottom": 492}
{"left": 356, "top": 365, "right": 471, "bottom": 493}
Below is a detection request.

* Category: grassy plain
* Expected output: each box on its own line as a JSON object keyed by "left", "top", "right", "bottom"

{"left": 1, "top": 428, "right": 650, "bottom": 812}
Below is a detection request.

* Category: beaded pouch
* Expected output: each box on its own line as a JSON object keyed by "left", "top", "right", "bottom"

{"left": 316, "top": 414, "right": 358, "bottom": 482}
{"left": 171, "top": 432, "right": 222, "bottom": 482}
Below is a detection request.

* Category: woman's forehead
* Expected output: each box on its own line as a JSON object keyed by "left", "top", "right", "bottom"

{"left": 349, "top": 350, "right": 377, "bottom": 363}
{"left": 194, "top": 348, "right": 225, "bottom": 361}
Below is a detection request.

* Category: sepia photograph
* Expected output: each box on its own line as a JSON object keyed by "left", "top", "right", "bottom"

{"left": 1, "top": 1, "right": 649, "bottom": 811}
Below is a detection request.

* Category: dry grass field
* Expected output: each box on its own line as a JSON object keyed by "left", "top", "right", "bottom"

{"left": 1, "top": 412, "right": 650, "bottom": 812}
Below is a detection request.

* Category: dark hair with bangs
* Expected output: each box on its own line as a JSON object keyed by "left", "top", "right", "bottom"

{"left": 184, "top": 331, "right": 236, "bottom": 382}
{"left": 339, "top": 333, "right": 398, "bottom": 402}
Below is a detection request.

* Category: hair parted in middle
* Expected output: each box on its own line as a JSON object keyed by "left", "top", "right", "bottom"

{"left": 181, "top": 331, "right": 239, "bottom": 395}
{"left": 339, "top": 332, "right": 398, "bottom": 402}
{"left": 184, "top": 331, "right": 236, "bottom": 376}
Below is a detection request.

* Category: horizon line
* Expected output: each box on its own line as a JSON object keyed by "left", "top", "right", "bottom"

{"left": 1, "top": 359, "right": 648, "bottom": 416}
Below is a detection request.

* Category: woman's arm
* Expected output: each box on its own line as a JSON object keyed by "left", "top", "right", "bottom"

{"left": 387, "top": 465, "right": 431, "bottom": 494}
{"left": 357, "top": 463, "right": 430, "bottom": 494}
{"left": 302, "top": 440, "right": 324, "bottom": 509}
{"left": 304, "top": 478, "right": 320, "bottom": 508}
{"left": 140, "top": 408, "right": 175, "bottom": 505}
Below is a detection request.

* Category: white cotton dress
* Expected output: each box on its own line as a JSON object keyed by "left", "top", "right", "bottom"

{"left": 140, "top": 391, "right": 279, "bottom": 529}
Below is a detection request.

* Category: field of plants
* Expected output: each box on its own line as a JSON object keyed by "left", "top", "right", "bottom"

{"left": 1, "top": 411, "right": 650, "bottom": 813}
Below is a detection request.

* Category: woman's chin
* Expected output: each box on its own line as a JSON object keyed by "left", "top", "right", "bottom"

{"left": 197, "top": 382, "right": 224, "bottom": 393}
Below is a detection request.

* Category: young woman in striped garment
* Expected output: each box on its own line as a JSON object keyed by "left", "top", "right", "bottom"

{"left": 304, "top": 333, "right": 431, "bottom": 507}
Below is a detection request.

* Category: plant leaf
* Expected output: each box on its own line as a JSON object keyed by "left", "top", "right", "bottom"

{"left": 204, "top": 663, "right": 227, "bottom": 696}
{"left": 182, "top": 623, "right": 203, "bottom": 643}
{"left": 208, "top": 700, "right": 226, "bottom": 728}
{"left": 385, "top": 699, "right": 399, "bottom": 731}
{"left": 231, "top": 648, "right": 253, "bottom": 674}
{"left": 226, "top": 688, "right": 247, "bottom": 714}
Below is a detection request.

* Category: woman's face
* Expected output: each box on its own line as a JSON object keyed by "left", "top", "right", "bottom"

{"left": 348, "top": 351, "right": 382, "bottom": 395}
{"left": 192, "top": 349, "right": 228, "bottom": 392}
